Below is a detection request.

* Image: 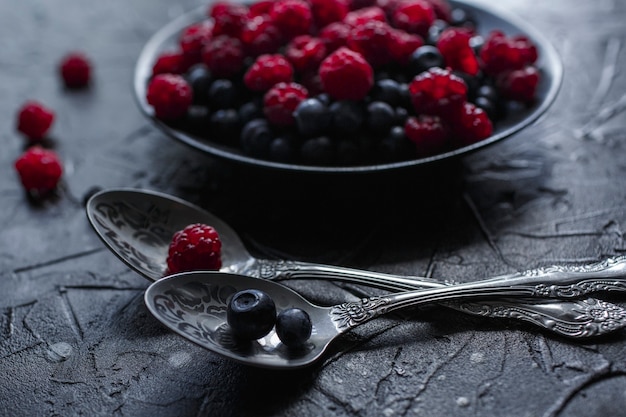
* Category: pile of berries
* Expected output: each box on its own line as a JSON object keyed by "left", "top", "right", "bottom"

{"left": 146, "top": 0, "right": 541, "bottom": 166}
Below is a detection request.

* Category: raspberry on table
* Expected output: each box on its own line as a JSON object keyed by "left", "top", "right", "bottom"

{"left": 270, "top": 0, "right": 313, "bottom": 38}
{"left": 285, "top": 35, "right": 328, "bottom": 73}
{"left": 244, "top": 54, "right": 294, "bottom": 92}
{"left": 166, "top": 223, "right": 222, "bottom": 274}
{"left": 404, "top": 114, "right": 449, "bottom": 157}
{"left": 146, "top": 74, "right": 193, "bottom": 120}
{"left": 14, "top": 146, "right": 63, "bottom": 194}
{"left": 408, "top": 67, "right": 468, "bottom": 118}
{"left": 346, "top": 20, "right": 392, "bottom": 68}
{"left": 16, "top": 101, "right": 55, "bottom": 141}
{"left": 391, "top": 0, "right": 436, "bottom": 38}
{"left": 496, "top": 65, "right": 540, "bottom": 103}
{"left": 436, "top": 27, "right": 479, "bottom": 76}
{"left": 59, "top": 52, "right": 92, "bottom": 88}
{"left": 480, "top": 30, "right": 538, "bottom": 76}
{"left": 319, "top": 47, "right": 373, "bottom": 100}
{"left": 263, "top": 82, "right": 309, "bottom": 126}
{"left": 201, "top": 35, "right": 245, "bottom": 78}
{"left": 452, "top": 102, "right": 493, "bottom": 146}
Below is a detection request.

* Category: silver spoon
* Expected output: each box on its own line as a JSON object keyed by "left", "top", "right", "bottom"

{"left": 146, "top": 270, "right": 626, "bottom": 369}
{"left": 87, "top": 188, "right": 626, "bottom": 338}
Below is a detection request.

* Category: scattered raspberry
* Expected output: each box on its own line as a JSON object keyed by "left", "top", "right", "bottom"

{"left": 319, "top": 47, "right": 373, "bottom": 100}
{"left": 167, "top": 223, "right": 222, "bottom": 274}
{"left": 14, "top": 147, "right": 63, "bottom": 194}
{"left": 319, "top": 21, "right": 351, "bottom": 52}
{"left": 285, "top": 35, "right": 328, "bottom": 73}
{"left": 480, "top": 30, "right": 538, "bottom": 76}
{"left": 496, "top": 66, "right": 540, "bottom": 103}
{"left": 436, "top": 27, "right": 479, "bottom": 76}
{"left": 343, "top": 6, "right": 387, "bottom": 27}
{"left": 179, "top": 20, "right": 214, "bottom": 62}
{"left": 309, "top": 0, "right": 349, "bottom": 28}
{"left": 391, "top": 0, "right": 435, "bottom": 38}
{"left": 201, "top": 35, "right": 245, "bottom": 77}
{"left": 404, "top": 115, "right": 449, "bottom": 157}
{"left": 270, "top": 0, "right": 313, "bottom": 38}
{"left": 346, "top": 20, "right": 392, "bottom": 67}
{"left": 59, "top": 52, "right": 91, "bottom": 88}
{"left": 208, "top": 1, "right": 248, "bottom": 38}
{"left": 452, "top": 102, "right": 493, "bottom": 145}
{"left": 388, "top": 28, "right": 424, "bottom": 65}
{"left": 151, "top": 50, "right": 186, "bottom": 76}
{"left": 241, "top": 15, "right": 283, "bottom": 56}
{"left": 16, "top": 101, "right": 55, "bottom": 141}
{"left": 146, "top": 74, "right": 193, "bottom": 120}
{"left": 244, "top": 54, "right": 294, "bottom": 92}
{"left": 408, "top": 67, "right": 467, "bottom": 118}
{"left": 263, "top": 82, "right": 309, "bottom": 126}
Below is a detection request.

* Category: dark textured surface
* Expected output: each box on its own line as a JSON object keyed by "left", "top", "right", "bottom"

{"left": 1, "top": 0, "right": 626, "bottom": 416}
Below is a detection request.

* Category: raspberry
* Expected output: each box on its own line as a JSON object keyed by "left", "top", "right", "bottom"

{"left": 263, "top": 82, "right": 309, "bottom": 126}
{"left": 285, "top": 35, "right": 327, "bottom": 73}
{"left": 208, "top": 1, "right": 248, "bottom": 38}
{"left": 270, "top": 0, "right": 313, "bottom": 38}
{"left": 248, "top": 0, "right": 274, "bottom": 17}
{"left": 424, "top": 0, "right": 452, "bottom": 22}
{"left": 436, "top": 27, "right": 479, "bottom": 76}
{"left": 343, "top": 6, "right": 387, "bottom": 27}
{"left": 480, "top": 30, "right": 538, "bottom": 76}
{"left": 319, "top": 21, "right": 351, "bottom": 52}
{"left": 346, "top": 20, "right": 392, "bottom": 68}
{"left": 59, "top": 52, "right": 91, "bottom": 88}
{"left": 408, "top": 67, "right": 467, "bottom": 118}
{"left": 166, "top": 223, "right": 222, "bottom": 274}
{"left": 241, "top": 15, "right": 283, "bottom": 56}
{"left": 391, "top": 0, "right": 435, "bottom": 38}
{"left": 151, "top": 50, "right": 186, "bottom": 76}
{"left": 201, "top": 35, "right": 245, "bottom": 78}
{"left": 496, "top": 66, "right": 540, "bottom": 103}
{"left": 309, "top": 0, "right": 349, "bottom": 28}
{"left": 179, "top": 20, "right": 214, "bottom": 62}
{"left": 452, "top": 102, "right": 493, "bottom": 146}
{"left": 388, "top": 28, "right": 424, "bottom": 65}
{"left": 14, "top": 147, "right": 63, "bottom": 194}
{"left": 244, "top": 54, "right": 294, "bottom": 92}
{"left": 319, "top": 47, "right": 373, "bottom": 100}
{"left": 146, "top": 74, "right": 193, "bottom": 120}
{"left": 16, "top": 101, "right": 55, "bottom": 140}
{"left": 404, "top": 115, "right": 449, "bottom": 156}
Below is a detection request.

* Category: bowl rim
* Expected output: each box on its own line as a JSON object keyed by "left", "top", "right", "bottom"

{"left": 133, "top": 0, "right": 564, "bottom": 174}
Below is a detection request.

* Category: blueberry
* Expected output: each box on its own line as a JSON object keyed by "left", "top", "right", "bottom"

{"left": 475, "top": 84, "right": 499, "bottom": 103}
{"left": 379, "top": 126, "right": 414, "bottom": 162}
{"left": 453, "top": 70, "right": 480, "bottom": 100}
{"left": 186, "top": 64, "right": 212, "bottom": 105}
{"left": 184, "top": 106, "right": 211, "bottom": 134}
{"left": 276, "top": 308, "right": 312, "bottom": 348}
{"left": 300, "top": 136, "right": 334, "bottom": 165}
{"left": 238, "top": 100, "right": 263, "bottom": 125}
{"left": 366, "top": 101, "right": 395, "bottom": 135}
{"left": 210, "top": 109, "right": 241, "bottom": 143}
{"left": 241, "top": 118, "right": 274, "bottom": 157}
{"left": 474, "top": 96, "right": 497, "bottom": 121}
{"left": 394, "top": 106, "right": 409, "bottom": 125}
{"left": 427, "top": 19, "right": 449, "bottom": 45}
{"left": 335, "top": 139, "right": 361, "bottom": 165}
{"left": 208, "top": 79, "right": 239, "bottom": 110}
{"left": 370, "top": 79, "right": 403, "bottom": 107}
{"left": 450, "top": 8, "right": 476, "bottom": 29}
{"left": 294, "top": 98, "right": 332, "bottom": 137}
{"left": 408, "top": 45, "right": 445, "bottom": 77}
{"left": 226, "top": 289, "right": 277, "bottom": 340}
{"left": 269, "top": 135, "right": 298, "bottom": 162}
{"left": 329, "top": 101, "right": 365, "bottom": 134}
{"left": 315, "top": 93, "right": 332, "bottom": 106}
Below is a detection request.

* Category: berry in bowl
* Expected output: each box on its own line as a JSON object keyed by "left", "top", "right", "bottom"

{"left": 133, "top": 0, "right": 562, "bottom": 173}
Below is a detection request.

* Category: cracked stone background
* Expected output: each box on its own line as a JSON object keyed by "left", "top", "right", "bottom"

{"left": 1, "top": 0, "right": 626, "bottom": 416}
